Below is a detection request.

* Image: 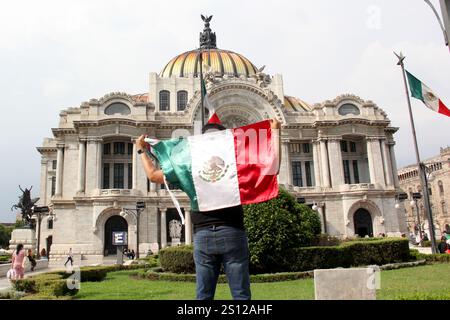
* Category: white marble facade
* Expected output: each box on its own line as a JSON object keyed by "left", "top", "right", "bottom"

{"left": 36, "top": 33, "right": 407, "bottom": 263}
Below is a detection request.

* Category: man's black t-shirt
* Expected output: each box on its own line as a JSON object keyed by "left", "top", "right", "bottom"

{"left": 191, "top": 205, "right": 245, "bottom": 233}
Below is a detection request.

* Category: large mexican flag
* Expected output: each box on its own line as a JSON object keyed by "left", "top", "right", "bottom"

{"left": 150, "top": 120, "right": 279, "bottom": 212}
{"left": 406, "top": 70, "right": 450, "bottom": 118}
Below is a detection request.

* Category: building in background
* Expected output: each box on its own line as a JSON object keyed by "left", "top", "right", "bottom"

{"left": 36, "top": 19, "right": 407, "bottom": 264}
{"left": 398, "top": 146, "right": 450, "bottom": 239}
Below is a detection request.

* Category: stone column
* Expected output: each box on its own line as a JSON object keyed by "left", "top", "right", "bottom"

{"left": 85, "top": 139, "right": 98, "bottom": 192}
{"left": 96, "top": 140, "right": 103, "bottom": 189}
{"left": 279, "top": 140, "right": 292, "bottom": 185}
{"left": 39, "top": 160, "right": 48, "bottom": 205}
{"left": 327, "top": 138, "right": 344, "bottom": 187}
{"left": 77, "top": 140, "right": 86, "bottom": 193}
{"left": 312, "top": 140, "right": 322, "bottom": 187}
{"left": 132, "top": 141, "right": 137, "bottom": 190}
{"left": 380, "top": 139, "right": 394, "bottom": 187}
{"left": 319, "top": 139, "right": 331, "bottom": 188}
{"left": 366, "top": 137, "right": 385, "bottom": 186}
{"left": 388, "top": 142, "right": 400, "bottom": 188}
{"left": 317, "top": 205, "right": 326, "bottom": 233}
{"left": 55, "top": 144, "right": 64, "bottom": 197}
{"left": 185, "top": 209, "right": 192, "bottom": 245}
{"left": 160, "top": 208, "right": 167, "bottom": 249}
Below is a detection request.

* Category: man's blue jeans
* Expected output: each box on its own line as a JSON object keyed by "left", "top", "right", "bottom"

{"left": 193, "top": 225, "right": 251, "bottom": 300}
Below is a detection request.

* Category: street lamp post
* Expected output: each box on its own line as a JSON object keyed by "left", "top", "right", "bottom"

{"left": 424, "top": 0, "right": 450, "bottom": 52}
{"left": 411, "top": 193, "right": 423, "bottom": 243}
{"left": 120, "top": 201, "right": 146, "bottom": 259}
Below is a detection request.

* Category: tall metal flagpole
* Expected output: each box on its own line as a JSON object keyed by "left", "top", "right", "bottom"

{"left": 199, "top": 47, "right": 205, "bottom": 128}
{"left": 394, "top": 52, "right": 438, "bottom": 254}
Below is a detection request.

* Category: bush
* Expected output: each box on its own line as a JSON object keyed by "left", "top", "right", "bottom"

{"left": 409, "top": 249, "right": 450, "bottom": 263}
{"left": 285, "top": 238, "right": 411, "bottom": 272}
{"left": 311, "top": 234, "right": 341, "bottom": 246}
{"left": 14, "top": 273, "right": 78, "bottom": 297}
{"left": 159, "top": 245, "right": 195, "bottom": 274}
{"left": 244, "top": 188, "right": 321, "bottom": 273}
{"left": 421, "top": 240, "right": 432, "bottom": 247}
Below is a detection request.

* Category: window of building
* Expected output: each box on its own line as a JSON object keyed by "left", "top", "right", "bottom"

{"left": 113, "top": 163, "right": 124, "bottom": 189}
{"left": 113, "top": 142, "right": 125, "bottom": 155}
{"left": 289, "top": 143, "right": 301, "bottom": 153}
{"left": 103, "top": 163, "right": 110, "bottom": 189}
{"left": 353, "top": 160, "right": 360, "bottom": 184}
{"left": 128, "top": 163, "right": 133, "bottom": 189}
{"left": 177, "top": 90, "right": 188, "bottom": 111}
{"left": 305, "top": 161, "right": 312, "bottom": 187}
{"left": 302, "top": 143, "right": 310, "bottom": 154}
{"left": 47, "top": 218, "right": 53, "bottom": 230}
{"left": 439, "top": 180, "right": 444, "bottom": 196}
{"left": 51, "top": 176, "right": 56, "bottom": 196}
{"left": 159, "top": 90, "right": 170, "bottom": 111}
{"left": 104, "top": 102, "right": 131, "bottom": 116}
{"left": 292, "top": 161, "right": 303, "bottom": 187}
{"left": 341, "top": 140, "right": 348, "bottom": 153}
{"left": 52, "top": 160, "right": 57, "bottom": 170}
{"left": 103, "top": 143, "right": 111, "bottom": 155}
{"left": 127, "top": 143, "right": 133, "bottom": 155}
{"left": 338, "top": 103, "right": 360, "bottom": 116}
{"left": 350, "top": 141, "right": 357, "bottom": 153}
{"left": 343, "top": 160, "right": 351, "bottom": 184}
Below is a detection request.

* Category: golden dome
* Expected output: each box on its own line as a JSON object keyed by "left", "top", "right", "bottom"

{"left": 160, "top": 48, "right": 258, "bottom": 78}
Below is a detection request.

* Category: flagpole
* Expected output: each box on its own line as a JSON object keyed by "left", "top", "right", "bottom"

{"left": 395, "top": 52, "right": 438, "bottom": 254}
{"left": 199, "top": 48, "right": 205, "bottom": 128}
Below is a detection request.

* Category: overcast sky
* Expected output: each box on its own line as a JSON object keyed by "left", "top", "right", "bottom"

{"left": 1, "top": 0, "right": 449, "bottom": 222}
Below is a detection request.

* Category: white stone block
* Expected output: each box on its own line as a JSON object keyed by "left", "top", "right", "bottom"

{"left": 314, "top": 267, "right": 378, "bottom": 300}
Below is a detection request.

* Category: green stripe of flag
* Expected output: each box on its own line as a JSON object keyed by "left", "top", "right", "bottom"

{"left": 406, "top": 70, "right": 424, "bottom": 101}
{"left": 151, "top": 138, "right": 199, "bottom": 211}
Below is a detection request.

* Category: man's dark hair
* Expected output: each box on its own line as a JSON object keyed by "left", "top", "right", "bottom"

{"left": 202, "top": 123, "right": 226, "bottom": 134}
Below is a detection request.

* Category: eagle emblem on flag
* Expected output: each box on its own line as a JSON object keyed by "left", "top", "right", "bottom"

{"left": 199, "top": 156, "right": 229, "bottom": 183}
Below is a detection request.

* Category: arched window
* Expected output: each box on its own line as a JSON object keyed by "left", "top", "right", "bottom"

{"left": 338, "top": 103, "right": 360, "bottom": 116}
{"left": 177, "top": 90, "right": 188, "bottom": 111}
{"left": 438, "top": 180, "right": 444, "bottom": 196}
{"left": 104, "top": 102, "right": 131, "bottom": 115}
{"left": 159, "top": 90, "right": 170, "bottom": 111}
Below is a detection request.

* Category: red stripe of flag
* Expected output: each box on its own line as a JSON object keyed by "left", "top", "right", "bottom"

{"left": 232, "top": 120, "right": 279, "bottom": 205}
{"left": 438, "top": 100, "right": 450, "bottom": 117}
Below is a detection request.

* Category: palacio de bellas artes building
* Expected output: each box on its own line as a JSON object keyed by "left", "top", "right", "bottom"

{"left": 35, "top": 18, "right": 407, "bottom": 264}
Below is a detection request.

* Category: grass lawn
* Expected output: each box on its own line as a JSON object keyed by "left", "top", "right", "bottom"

{"left": 74, "top": 263, "right": 450, "bottom": 300}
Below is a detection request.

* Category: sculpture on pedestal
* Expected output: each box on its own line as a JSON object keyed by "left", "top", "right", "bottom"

{"left": 11, "top": 186, "right": 40, "bottom": 228}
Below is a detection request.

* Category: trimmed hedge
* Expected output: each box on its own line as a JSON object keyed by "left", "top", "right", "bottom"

{"left": 159, "top": 245, "right": 195, "bottom": 274}
{"left": 12, "top": 273, "right": 78, "bottom": 297}
{"left": 48, "top": 264, "right": 147, "bottom": 283}
{"left": 157, "top": 238, "right": 411, "bottom": 274}
{"left": 286, "top": 238, "right": 411, "bottom": 272}
{"left": 409, "top": 249, "right": 450, "bottom": 263}
{"left": 138, "top": 270, "right": 314, "bottom": 283}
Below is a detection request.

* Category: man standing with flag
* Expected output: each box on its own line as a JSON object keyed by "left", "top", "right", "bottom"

{"left": 136, "top": 114, "right": 281, "bottom": 300}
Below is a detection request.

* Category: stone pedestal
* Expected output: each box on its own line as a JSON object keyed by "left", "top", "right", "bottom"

{"left": 171, "top": 238, "right": 181, "bottom": 246}
{"left": 314, "top": 267, "right": 378, "bottom": 300}
{"left": 9, "top": 228, "right": 36, "bottom": 252}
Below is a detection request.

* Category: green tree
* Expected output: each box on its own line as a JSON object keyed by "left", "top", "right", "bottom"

{"left": 0, "top": 224, "right": 12, "bottom": 249}
{"left": 243, "top": 188, "right": 321, "bottom": 273}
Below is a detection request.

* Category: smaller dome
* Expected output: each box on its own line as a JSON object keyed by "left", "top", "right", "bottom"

{"left": 284, "top": 96, "right": 312, "bottom": 112}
